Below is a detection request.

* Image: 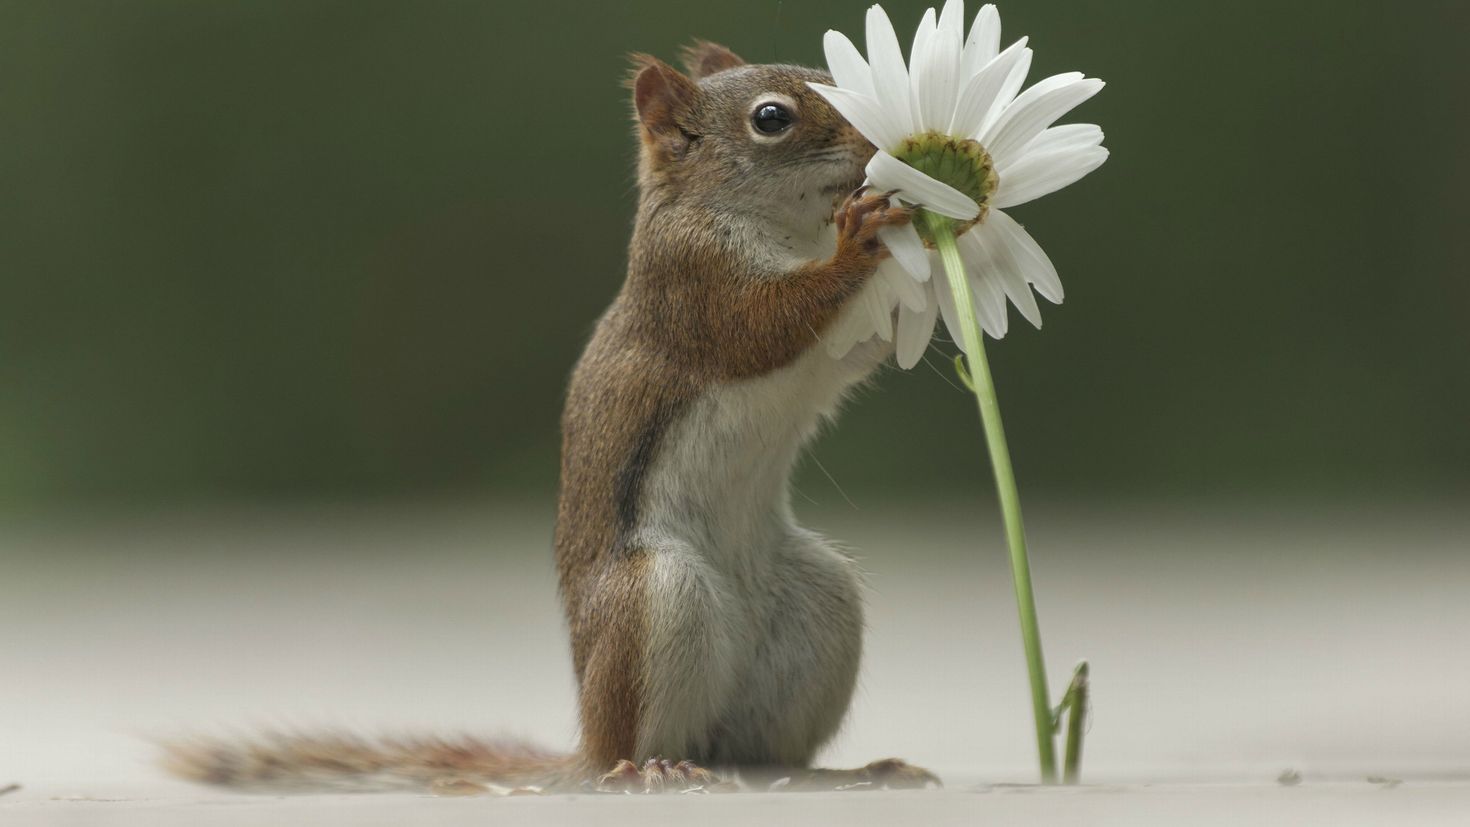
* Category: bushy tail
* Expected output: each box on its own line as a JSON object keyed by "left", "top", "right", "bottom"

{"left": 160, "top": 732, "right": 580, "bottom": 795}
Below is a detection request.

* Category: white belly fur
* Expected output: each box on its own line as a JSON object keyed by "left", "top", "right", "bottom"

{"left": 632, "top": 337, "right": 889, "bottom": 763}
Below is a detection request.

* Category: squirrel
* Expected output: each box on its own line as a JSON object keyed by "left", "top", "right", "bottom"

{"left": 161, "top": 42, "right": 938, "bottom": 795}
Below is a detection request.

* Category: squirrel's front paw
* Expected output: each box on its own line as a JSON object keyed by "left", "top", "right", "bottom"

{"left": 835, "top": 187, "right": 911, "bottom": 259}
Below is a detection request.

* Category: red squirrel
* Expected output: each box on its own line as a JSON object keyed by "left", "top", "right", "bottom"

{"left": 163, "top": 42, "right": 937, "bottom": 794}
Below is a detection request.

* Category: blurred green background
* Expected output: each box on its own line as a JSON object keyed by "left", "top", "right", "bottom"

{"left": 2, "top": 0, "right": 1466, "bottom": 512}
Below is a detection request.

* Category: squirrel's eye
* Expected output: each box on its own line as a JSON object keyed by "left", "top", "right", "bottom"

{"left": 752, "top": 103, "right": 794, "bottom": 134}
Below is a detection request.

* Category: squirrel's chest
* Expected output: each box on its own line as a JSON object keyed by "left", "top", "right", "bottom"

{"left": 635, "top": 340, "right": 886, "bottom": 563}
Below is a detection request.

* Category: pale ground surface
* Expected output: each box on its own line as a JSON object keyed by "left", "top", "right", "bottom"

{"left": 3, "top": 498, "right": 1468, "bottom": 824}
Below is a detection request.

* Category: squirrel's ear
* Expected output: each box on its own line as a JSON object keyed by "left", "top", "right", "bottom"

{"left": 680, "top": 40, "right": 746, "bottom": 79}
{"left": 629, "top": 55, "right": 700, "bottom": 159}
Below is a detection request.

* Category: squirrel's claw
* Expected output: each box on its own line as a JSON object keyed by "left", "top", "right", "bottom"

{"left": 860, "top": 757, "right": 943, "bottom": 790}
{"left": 835, "top": 189, "right": 913, "bottom": 257}
{"left": 595, "top": 757, "right": 725, "bottom": 794}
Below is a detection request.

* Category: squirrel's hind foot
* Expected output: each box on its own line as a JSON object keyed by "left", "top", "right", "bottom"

{"left": 770, "top": 758, "right": 942, "bottom": 792}
{"left": 595, "top": 758, "right": 731, "bottom": 794}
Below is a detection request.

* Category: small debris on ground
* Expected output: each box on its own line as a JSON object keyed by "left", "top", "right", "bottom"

{"left": 1366, "top": 776, "right": 1403, "bottom": 789}
{"left": 1276, "top": 769, "right": 1303, "bottom": 787}
{"left": 0, "top": 784, "right": 20, "bottom": 797}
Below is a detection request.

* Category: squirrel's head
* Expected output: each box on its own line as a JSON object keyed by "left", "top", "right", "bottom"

{"left": 629, "top": 43, "right": 874, "bottom": 223}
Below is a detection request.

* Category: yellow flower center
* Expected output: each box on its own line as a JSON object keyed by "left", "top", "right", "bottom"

{"left": 892, "top": 132, "right": 999, "bottom": 244}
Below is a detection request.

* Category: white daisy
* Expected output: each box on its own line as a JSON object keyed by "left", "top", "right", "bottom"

{"left": 811, "top": 1, "right": 1107, "bottom": 368}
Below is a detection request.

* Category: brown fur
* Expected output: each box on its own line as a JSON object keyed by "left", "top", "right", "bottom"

{"left": 161, "top": 43, "right": 908, "bottom": 795}
{"left": 556, "top": 48, "right": 904, "bottom": 772}
{"left": 680, "top": 40, "right": 746, "bottom": 80}
{"left": 161, "top": 733, "right": 577, "bottom": 792}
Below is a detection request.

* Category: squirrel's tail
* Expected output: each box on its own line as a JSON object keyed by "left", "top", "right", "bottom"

{"left": 159, "top": 732, "right": 581, "bottom": 794}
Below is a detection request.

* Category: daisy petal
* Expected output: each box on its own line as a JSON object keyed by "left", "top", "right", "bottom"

{"left": 988, "top": 209, "right": 1064, "bottom": 303}
{"left": 913, "top": 5, "right": 963, "bottom": 132}
{"left": 823, "top": 30, "right": 876, "bottom": 99}
{"left": 895, "top": 289, "right": 940, "bottom": 369}
{"left": 977, "top": 43, "right": 1032, "bottom": 137}
{"left": 824, "top": 316, "right": 858, "bottom": 358}
{"left": 995, "top": 71, "right": 1086, "bottom": 129}
{"left": 865, "top": 279, "right": 894, "bottom": 342}
{"left": 1015, "top": 71, "right": 1086, "bottom": 97}
{"left": 995, "top": 145, "right": 1108, "bottom": 208}
{"left": 910, "top": 7, "right": 937, "bottom": 71}
{"left": 991, "top": 71, "right": 1087, "bottom": 134}
{"left": 868, "top": 151, "right": 980, "bottom": 221}
{"left": 908, "top": 8, "right": 938, "bottom": 129}
{"left": 872, "top": 257, "right": 927, "bottom": 314}
{"left": 999, "top": 267, "right": 1044, "bottom": 329}
{"left": 932, "top": 266, "right": 965, "bottom": 352}
{"left": 984, "top": 77, "right": 1105, "bottom": 168}
{"left": 977, "top": 273, "right": 1011, "bottom": 337}
{"left": 937, "top": 0, "right": 968, "bottom": 75}
{"left": 865, "top": 5, "right": 915, "bottom": 135}
{"left": 824, "top": 298, "right": 870, "bottom": 358}
{"left": 878, "top": 219, "right": 932, "bottom": 281}
{"left": 807, "top": 83, "right": 902, "bottom": 151}
{"left": 1018, "top": 123, "right": 1105, "bottom": 158}
{"left": 972, "top": 221, "right": 1043, "bottom": 327}
{"left": 824, "top": 338, "right": 855, "bottom": 359}
{"left": 948, "top": 37, "right": 1029, "bottom": 140}
{"left": 960, "top": 233, "right": 1011, "bottom": 336}
{"left": 961, "top": 4, "right": 1001, "bottom": 77}
{"left": 827, "top": 334, "right": 862, "bottom": 359}
{"left": 938, "top": 0, "right": 966, "bottom": 41}
{"left": 884, "top": 258, "right": 930, "bottom": 311}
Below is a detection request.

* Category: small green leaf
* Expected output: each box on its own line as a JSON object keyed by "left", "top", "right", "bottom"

{"left": 953, "top": 354, "right": 976, "bottom": 392}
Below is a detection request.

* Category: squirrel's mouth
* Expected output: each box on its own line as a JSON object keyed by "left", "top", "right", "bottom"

{"left": 824, "top": 175, "right": 866, "bottom": 196}
{"left": 821, "top": 145, "right": 874, "bottom": 202}
{"left": 823, "top": 164, "right": 869, "bottom": 197}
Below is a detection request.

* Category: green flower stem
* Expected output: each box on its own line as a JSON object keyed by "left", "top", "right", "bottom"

{"left": 926, "top": 210, "right": 1059, "bottom": 785}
